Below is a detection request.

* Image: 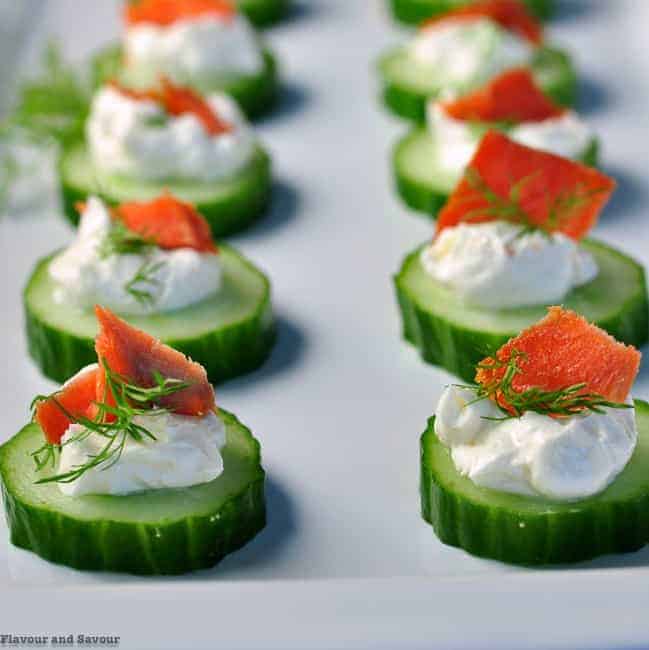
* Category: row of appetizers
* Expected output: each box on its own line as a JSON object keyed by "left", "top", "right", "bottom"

{"left": 0, "top": 0, "right": 293, "bottom": 574}
{"left": 17, "top": 0, "right": 295, "bottom": 380}
{"left": 377, "top": 1, "right": 649, "bottom": 565}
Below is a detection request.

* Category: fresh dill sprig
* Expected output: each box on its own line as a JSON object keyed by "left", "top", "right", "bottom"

{"left": 8, "top": 41, "right": 91, "bottom": 147}
{"left": 0, "top": 142, "right": 20, "bottom": 214}
{"left": 143, "top": 113, "right": 168, "bottom": 128}
{"left": 97, "top": 220, "right": 165, "bottom": 308}
{"left": 31, "top": 440, "right": 59, "bottom": 472}
{"left": 98, "top": 220, "right": 155, "bottom": 258}
{"left": 459, "top": 167, "right": 606, "bottom": 237}
{"left": 544, "top": 185, "right": 607, "bottom": 232}
{"left": 124, "top": 258, "right": 166, "bottom": 307}
{"left": 462, "top": 349, "right": 632, "bottom": 420}
{"left": 31, "top": 361, "right": 190, "bottom": 485}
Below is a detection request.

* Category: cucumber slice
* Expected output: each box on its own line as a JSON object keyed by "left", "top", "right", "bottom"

{"left": 389, "top": 0, "right": 555, "bottom": 25}
{"left": 24, "top": 244, "right": 275, "bottom": 385}
{"left": 91, "top": 46, "right": 278, "bottom": 120}
{"left": 395, "top": 239, "right": 649, "bottom": 382}
{"left": 237, "top": 0, "right": 291, "bottom": 26}
{"left": 394, "top": 128, "right": 599, "bottom": 216}
{"left": 421, "top": 400, "right": 649, "bottom": 565}
{"left": 58, "top": 141, "right": 272, "bottom": 238}
{"left": 378, "top": 46, "right": 576, "bottom": 122}
{"left": 0, "top": 410, "right": 265, "bottom": 575}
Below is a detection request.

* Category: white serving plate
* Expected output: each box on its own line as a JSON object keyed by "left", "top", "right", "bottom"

{"left": 0, "top": 1, "right": 648, "bottom": 648}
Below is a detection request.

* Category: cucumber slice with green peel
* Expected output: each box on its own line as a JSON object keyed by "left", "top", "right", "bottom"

{"left": 378, "top": 46, "right": 576, "bottom": 122}
{"left": 0, "top": 410, "right": 265, "bottom": 575}
{"left": 421, "top": 400, "right": 649, "bottom": 565}
{"left": 237, "top": 0, "right": 291, "bottom": 26}
{"left": 394, "top": 128, "right": 599, "bottom": 216}
{"left": 58, "top": 141, "right": 272, "bottom": 238}
{"left": 24, "top": 244, "right": 275, "bottom": 385}
{"left": 91, "top": 46, "right": 279, "bottom": 120}
{"left": 389, "top": 0, "right": 555, "bottom": 25}
{"left": 395, "top": 239, "right": 649, "bottom": 383}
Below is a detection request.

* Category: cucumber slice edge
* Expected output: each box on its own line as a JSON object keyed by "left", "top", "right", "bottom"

{"left": 0, "top": 410, "right": 266, "bottom": 574}
{"left": 238, "top": 0, "right": 291, "bottom": 26}
{"left": 420, "top": 400, "right": 649, "bottom": 564}
{"left": 394, "top": 239, "right": 649, "bottom": 382}
{"left": 393, "top": 128, "right": 600, "bottom": 217}
{"left": 59, "top": 141, "right": 272, "bottom": 238}
{"left": 389, "top": 0, "right": 555, "bottom": 25}
{"left": 378, "top": 45, "right": 577, "bottom": 122}
{"left": 91, "top": 45, "right": 279, "bottom": 120}
{"left": 24, "top": 244, "right": 276, "bottom": 384}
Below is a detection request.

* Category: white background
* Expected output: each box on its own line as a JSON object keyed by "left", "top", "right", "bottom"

{"left": 1, "top": 1, "right": 649, "bottom": 648}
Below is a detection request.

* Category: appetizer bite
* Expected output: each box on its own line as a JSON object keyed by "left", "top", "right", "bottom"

{"left": 394, "top": 68, "right": 597, "bottom": 215}
{"left": 60, "top": 78, "right": 271, "bottom": 236}
{"left": 389, "top": 0, "right": 554, "bottom": 25}
{"left": 395, "top": 132, "right": 649, "bottom": 381}
{"left": 237, "top": 0, "right": 291, "bottom": 27}
{"left": 0, "top": 307, "right": 265, "bottom": 574}
{"left": 378, "top": 0, "right": 575, "bottom": 122}
{"left": 25, "top": 194, "right": 275, "bottom": 384}
{"left": 421, "top": 308, "right": 648, "bottom": 565}
{"left": 93, "top": 0, "right": 278, "bottom": 119}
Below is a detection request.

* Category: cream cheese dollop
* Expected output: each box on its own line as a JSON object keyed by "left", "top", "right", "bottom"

{"left": 427, "top": 102, "right": 593, "bottom": 180}
{"left": 420, "top": 221, "right": 598, "bottom": 309}
{"left": 49, "top": 197, "right": 222, "bottom": 315}
{"left": 410, "top": 17, "right": 534, "bottom": 88}
{"left": 57, "top": 365, "right": 226, "bottom": 497}
{"left": 434, "top": 385, "right": 637, "bottom": 501}
{"left": 512, "top": 111, "right": 594, "bottom": 158}
{"left": 124, "top": 13, "right": 264, "bottom": 83}
{"left": 87, "top": 85, "right": 255, "bottom": 182}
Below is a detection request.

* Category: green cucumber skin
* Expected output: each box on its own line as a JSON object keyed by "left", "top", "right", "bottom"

{"left": 379, "top": 47, "right": 576, "bottom": 123}
{"left": 0, "top": 412, "right": 265, "bottom": 575}
{"left": 59, "top": 145, "right": 272, "bottom": 239}
{"left": 389, "top": 0, "right": 555, "bottom": 24}
{"left": 1, "top": 472, "right": 265, "bottom": 575}
{"left": 395, "top": 165, "right": 446, "bottom": 216}
{"left": 421, "top": 401, "right": 649, "bottom": 565}
{"left": 394, "top": 240, "right": 649, "bottom": 383}
{"left": 393, "top": 129, "right": 600, "bottom": 217}
{"left": 91, "top": 46, "right": 279, "bottom": 121}
{"left": 24, "top": 250, "right": 276, "bottom": 385}
{"left": 238, "top": 0, "right": 291, "bottom": 26}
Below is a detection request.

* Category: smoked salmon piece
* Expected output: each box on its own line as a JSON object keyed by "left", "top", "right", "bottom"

{"left": 34, "top": 307, "right": 216, "bottom": 445}
{"left": 116, "top": 193, "right": 217, "bottom": 253}
{"left": 158, "top": 78, "right": 231, "bottom": 135}
{"left": 441, "top": 68, "right": 564, "bottom": 123}
{"left": 35, "top": 366, "right": 100, "bottom": 444}
{"left": 35, "top": 307, "right": 217, "bottom": 442}
{"left": 94, "top": 306, "right": 216, "bottom": 417}
{"left": 422, "top": 0, "right": 543, "bottom": 45}
{"left": 476, "top": 306, "right": 641, "bottom": 414}
{"left": 109, "top": 79, "right": 231, "bottom": 136}
{"left": 125, "top": 0, "right": 235, "bottom": 26}
{"left": 436, "top": 131, "right": 616, "bottom": 240}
